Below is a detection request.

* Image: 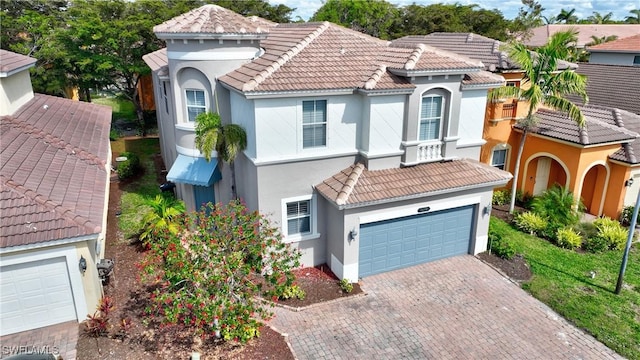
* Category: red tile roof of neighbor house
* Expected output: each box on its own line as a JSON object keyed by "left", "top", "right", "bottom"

{"left": 393, "top": 33, "right": 576, "bottom": 72}
{"left": 515, "top": 105, "right": 639, "bottom": 147}
{"left": 587, "top": 34, "right": 640, "bottom": 52}
{"left": 153, "top": 4, "right": 274, "bottom": 35}
{"left": 0, "top": 49, "right": 37, "bottom": 76}
{"left": 0, "top": 94, "right": 112, "bottom": 248}
{"left": 315, "top": 159, "right": 512, "bottom": 208}
{"left": 524, "top": 25, "right": 640, "bottom": 48}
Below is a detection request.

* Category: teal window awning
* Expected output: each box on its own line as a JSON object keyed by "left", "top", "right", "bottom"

{"left": 167, "top": 154, "right": 222, "bottom": 187}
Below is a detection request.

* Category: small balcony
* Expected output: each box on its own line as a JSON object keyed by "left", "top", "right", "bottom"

{"left": 417, "top": 141, "right": 443, "bottom": 162}
{"left": 501, "top": 101, "right": 517, "bottom": 119}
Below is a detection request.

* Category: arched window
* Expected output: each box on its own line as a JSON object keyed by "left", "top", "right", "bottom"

{"left": 419, "top": 88, "right": 449, "bottom": 141}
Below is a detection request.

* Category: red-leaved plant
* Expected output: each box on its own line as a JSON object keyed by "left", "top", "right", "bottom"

{"left": 85, "top": 296, "right": 115, "bottom": 337}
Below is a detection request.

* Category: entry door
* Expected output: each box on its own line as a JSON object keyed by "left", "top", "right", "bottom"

{"left": 533, "top": 158, "right": 551, "bottom": 195}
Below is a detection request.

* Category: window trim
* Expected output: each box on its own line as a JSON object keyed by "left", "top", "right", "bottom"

{"left": 301, "top": 99, "right": 328, "bottom": 149}
{"left": 418, "top": 93, "right": 444, "bottom": 142}
{"left": 185, "top": 88, "right": 207, "bottom": 122}
{"left": 633, "top": 55, "right": 640, "bottom": 66}
{"left": 281, "top": 195, "right": 319, "bottom": 243}
{"left": 490, "top": 144, "right": 511, "bottom": 170}
{"left": 506, "top": 80, "right": 521, "bottom": 88}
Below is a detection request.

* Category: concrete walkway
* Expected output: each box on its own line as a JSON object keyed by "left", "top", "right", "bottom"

{"left": 0, "top": 321, "right": 78, "bottom": 359}
{"left": 271, "top": 256, "right": 622, "bottom": 360}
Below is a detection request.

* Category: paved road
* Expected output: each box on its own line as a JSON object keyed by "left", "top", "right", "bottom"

{"left": 271, "top": 256, "right": 622, "bottom": 360}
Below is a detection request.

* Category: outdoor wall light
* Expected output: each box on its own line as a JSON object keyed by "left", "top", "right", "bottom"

{"left": 349, "top": 227, "right": 358, "bottom": 240}
{"left": 625, "top": 178, "right": 635, "bottom": 187}
{"left": 483, "top": 205, "right": 491, "bottom": 216}
{"left": 79, "top": 255, "right": 87, "bottom": 274}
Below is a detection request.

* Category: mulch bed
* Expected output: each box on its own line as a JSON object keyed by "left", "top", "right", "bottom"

{"left": 76, "top": 144, "right": 359, "bottom": 359}
{"left": 477, "top": 252, "right": 532, "bottom": 282}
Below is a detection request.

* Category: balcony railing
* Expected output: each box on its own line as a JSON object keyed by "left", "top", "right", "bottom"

{"left": 417, "top": 141, "right": 442, "bottom": 162}
{"left": 501, "top": 102, "right": 517, "bottom": 119}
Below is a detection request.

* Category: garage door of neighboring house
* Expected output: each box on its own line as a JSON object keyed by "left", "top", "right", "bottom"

{"left": 359, "top": 205, "right": 475, "bottom": 277}
{"left": 0, "top": 257, "right": 77, "bottom": 335}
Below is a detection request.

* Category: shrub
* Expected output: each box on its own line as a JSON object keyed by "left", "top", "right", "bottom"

{"left": 85, "top": 296, "right": 114, "bottom": 337}
{"left": 532, "top": 185, "right": 582, "bottom": 228}
{"left": 109, "top": 129, "right": 120, "bottom": 141}
{"left": 492, "top": 190, "right": 510, "bottom": 206}
{"left": 555, "top": 227, "right": 582, "bottom": 249}
{"left": 584, "top": 235, "right": 609, "bottom": 253}
{"left": 279, "top": 284, "right": 306, "bottom": 300}
{"left": 488, "top": 228, "right": 516, "bottom": 260}
{"left": 619, "top": 205, "right": 639, "bottom": 226}
{"left": 572, "top": 222, "right": 598, "bottom": 243}
{"left": 593, "top": 217, "right": 628, "bottom": 251}
{"left": 339, "top": 278, "right": 353, "bottom": 293}
{"left": 514, "top": 211, "right": 547, "bottom": 236}
{"left": 116, "top": 151, "right": 140, "bottom": 180}
{"left": 515, "top": 190, "right": 534, "bottom": 209}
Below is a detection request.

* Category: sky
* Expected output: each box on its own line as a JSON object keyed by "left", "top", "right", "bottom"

{"left": 269, "top": 0, "right": 639, "bottom": 22}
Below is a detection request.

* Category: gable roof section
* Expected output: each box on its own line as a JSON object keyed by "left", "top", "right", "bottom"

{"left": 571, "top": 63, "right": 640, "bottom": 116}
{"left": 516, "top": 105, "right": 638, "bottom": 146}
{"left": 1, "top": 94, "right": 112, "bottom": 248}
{"left": 610, "top": 110, "right": 640, "bottom": 164}
{"left": 587, "top": 34, "right": 640, "bottom": 52}
{"left": 316, "top": 159, "right": 512, "bottom": 209}
{"left": 0, "top": 49, "right": 37, "bottom": 77}
{"left": 525, "top": 25, "right": 640, "bottom": 48}
{"left": 218, "top": 23, "right": 487, "bottom": 94}
{"left": 153, "top": 4, "right": 273, "bottom": 37}
{"left": 142, "top": 48, "right": 167, "bottom": 72}
{"left": 395, "top": 32, "right": 576, "bottom": 72}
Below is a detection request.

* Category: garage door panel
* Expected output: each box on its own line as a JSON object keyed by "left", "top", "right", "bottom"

{"left": 359, "top": 205, "right": 474, "bottom": 277}
{"left": 1, "top": 257, "right": 77, "bottom": 335}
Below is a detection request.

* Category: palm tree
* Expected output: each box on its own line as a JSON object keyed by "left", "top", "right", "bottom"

{"left": 140, "top": 195, "right": 186, "bottom": 242}
{"left": 556, "top": 8, "right": 578, "bottom": 24}
{"left": 625, "top": 9, "right": 640, "bottom": 24}
{"left": 586, "top": 35, "right": 618, "bottom": 46}
{"left": 587, "top": 11, "right": 613, "bottom": 24}
{"left": 194, "top": 112, "right": 247, "bottom": 200}
{"left": 489, "top": 30, "right": 588, "bottom": 213}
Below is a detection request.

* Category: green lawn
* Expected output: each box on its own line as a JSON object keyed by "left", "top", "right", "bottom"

{"left": 112, "top": 137, "right": 161, "bottom": 240}
{"left": 491, "top": 218, "right": 640, "bottom": 359}
{"left": 94, "top": 96, "right": 136, "bottom": 121}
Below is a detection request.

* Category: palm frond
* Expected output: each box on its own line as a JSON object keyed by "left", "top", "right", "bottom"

{"left": 487, "top": 85, "right": 522, "bottom": 102}
{"left": 543, "top": 96, "right": 586, "bottom": 127}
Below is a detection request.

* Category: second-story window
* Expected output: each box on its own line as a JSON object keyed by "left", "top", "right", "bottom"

{"left": 302, "top": 100, "right": 327, "bottom": 148}
{"left": 419, "top": 95, "right": 443, "bottom": 141}
{"left": 186, "top": 89, "right": 206, "bottom": 122}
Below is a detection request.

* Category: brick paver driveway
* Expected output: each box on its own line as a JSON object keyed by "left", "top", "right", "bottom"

{"left": 270, "top": 256, "right": 622, "bottom": 359}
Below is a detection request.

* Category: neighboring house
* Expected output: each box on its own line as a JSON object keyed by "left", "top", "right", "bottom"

{"left": 586, "top": 34, "right": 640, "bottom": 66}
{"left": 571, "top": 63, "right": 640, "bottom": 208}
{"left": 395, "top": 33, "right": 640, "bottom": 219}
{"left": 524, "top": 24, "right": 640, "bottom": 48}
{"left": 143, "top": 5, "right": 511, "bottom": 282}
{"left": 0, "top": 50, "right": 112, "bottom": 335}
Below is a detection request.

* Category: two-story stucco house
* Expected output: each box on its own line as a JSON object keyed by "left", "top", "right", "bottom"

{"left": 143, "top": 5, "right": 511, "bottom": 282}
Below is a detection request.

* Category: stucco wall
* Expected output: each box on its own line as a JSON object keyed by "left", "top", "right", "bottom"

{"left": 589, "top": 52, "right": 639, "bottom": 66}
{"left": 0, "top": 71, "right": 34, "bottom": 116}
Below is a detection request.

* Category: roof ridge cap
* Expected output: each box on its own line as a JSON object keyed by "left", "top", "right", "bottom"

{"left": 404, "top": 44, "right": 425, "bottom": 70}
{"left": 336, "top": 163, "right": 365, "bottom": 205}
{"left": 242, "top": 22, "right": 330, "bottom": 92}
{"left": 363, "top": 65, "right": 387, "bottom": 90}
{"left": 622, "top": 143, "right": 638, "bottom": 164}
{"left": 0, "top": 175, "right": 101, "bottom": 234}
{"left": 2, "top": 112, "right": 107, "bottom": 168}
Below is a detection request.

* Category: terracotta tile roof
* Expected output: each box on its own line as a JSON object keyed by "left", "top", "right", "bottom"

{"left": 462, "top": 71, "right": 505, "bottom": 87}
{"left": 516, "top": 105, "right": 639, "bottom": 146}
{"left": 394, "top": 32, "right": 576, "bottom": 71}
{"left": 142, "top": 48, "right": 167, "bottom": 72}
{"left": 153, "top": 4, "right": 272, "bottom": 35}
{"left": 0, "top": 49, "right": 37, "bottom": 76}
{"left": 571, "top": 63, "right": 640, "bottom": 115}
{"left": 610, "top": 111, "right": 640, "bottom": 164}
{"left": 587, "top": 34, "right": 640, "bottom": 52}
{"left": 218, "top": 23, "right": 487, "bottom": 93}
{"left": 315, "top": 159, "right": 512, "bottom": 208}
{"left": 1, "top": 94, "right": 112, "bottom": 248}
{"left": 525, "top": 25, "right": 640, "bottom": 48}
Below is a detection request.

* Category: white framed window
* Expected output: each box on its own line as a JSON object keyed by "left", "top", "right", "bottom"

{"left": 282, "top": 195, "right": 318, "bottom": 242}
{"left": 419, "top": 95, "right": 443, "bottom": 141}
{"left": 185, "top": 89, "right": 206, "bottom": 122}
{"left": 302, "top": 100, "right": 327, "bottom": 148}
{"left": 491, "top": 144, "right": 510, "bottom": 170}
{"left": 162, "top": 82, "right": 169, "bottom": 114}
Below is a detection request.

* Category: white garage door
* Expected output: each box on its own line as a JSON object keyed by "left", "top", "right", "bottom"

{"left": 0, "top": 257, "right": 77, "bottom": 335}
